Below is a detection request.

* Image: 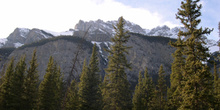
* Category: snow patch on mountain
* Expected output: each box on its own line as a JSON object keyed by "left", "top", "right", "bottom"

{"left": 14, "top": 42, "right": 24, "bottom": 48}
{"left": 19, "top": 28, "right": 30, "bottom": 38}
{"left": 43, "top": 30, "right": 74, "bottom": 37}
{"left": 0, "top": 38, "right": 8, "bottom": 47}
{"left": 91, "top": 41, "right": 102, "bottom": 53}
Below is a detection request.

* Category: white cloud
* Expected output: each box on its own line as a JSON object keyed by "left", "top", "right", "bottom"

{"left": 0, "top": 0, "right": 179, "bottom": 38}
{"left": 162, "top": 21, "right": 182, "bottom": 28}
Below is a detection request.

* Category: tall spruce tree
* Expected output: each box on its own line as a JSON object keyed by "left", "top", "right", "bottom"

{"left": 38, "top": 56, "right": 63, "bottom": 110}
{"left": 132, "top": 68, "right": 154, "bottom": 110}
{"left": 102, "top": 16, "right": 132, "bottom": 110}
{"left": 10, "top": 56, "right": 26, "bottom": 110}
{"left": 214, "top": 22, "right": 220, "bottom": 109}
{"left": 142, "top": 67, "right": 154, "bottom": 110}
{"left": 53, "top": 64, "right": 64, "bottom": 110}
{"left": 78, "top": 59, "right": 89, "bottom": 110}
{"left": 168, "top": 37, "right": 185, "bottom": 109}
{"left": 214, "top": 61, "right": 220, "bottom": 109}
{"left": 88, "top": 43, "right": 102, "bottom": 109}
{"left": 23, "top": 49, "right": 39, "bottom": 110}
{"left": 132, "top": 71, "right": 144, "bottom": 110}
{"left": 155, "top": 65, "right": 167, "bottom": 110}
{"left": 176, "top": 0, "right": 214, "bottom": 109}
{"left": 65, "top": 79, "right": 79, "bottom": 110}
{"left": 78, "top": 44, "right": 102, "bottom": 110}
{"left": 0, "top": 58, "right": 14, "bottom": 110}
{"left": 214, "top": 61, "right": 218, "bottom": 95}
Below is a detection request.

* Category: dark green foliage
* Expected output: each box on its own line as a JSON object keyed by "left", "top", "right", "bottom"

{"left": 0, "top": 47, "right": 15, "bottom": 57}
{"left": 176, "top": 0, "right": 214, "bottom": 109}
{"left": 214, "top": 61, "right": 220, "bottom": 109}
{"left": 18, "top": 36, "right": 93, "bottom": 50}
{"left": 132, "top": 68, "right": 155, "bottom": 110}
{"left": 155, "top": 65, "right": 167, "bottom": 110}
{"left": 129, "top": 33, "right": 176, "bottom": 45}
{"left": 142, "top": 68, "right": 155, "bottom": 110}
{"left": 38, "top": 56, "right": 63, "bottom": 110}
{"left": 65, "top": 79, "right": 79, "bottom": 110}
{"left": 102, "top": 16, "right": 132, "bottom": 110}
{"left": 78, "top": 44, "right": 102, "bottom": 110}
{"left": 78, "top": 59, "right": 89, "bottom": 109}
{"left": 0, "top": 58, "right": 14, "bottom": 109}
{"left": 23, "top": 49, "right": 39, "bottom": 110}
{"left": 214, "top": 61, "right": 218, "bottom": 95}
{"left": 132, "top": 71, "right": 144, "bottom": 110}
{"left": 54, "top": 65, "right": 64, "bottom": 110}
{"left": 168, "top": 37, "right": 185, "bottom": 109}
{"left": 10, "top": 56, "right": 26, "bottom": 110}
{"left": 87, "top": 44, "right": 102, "bottom": 109}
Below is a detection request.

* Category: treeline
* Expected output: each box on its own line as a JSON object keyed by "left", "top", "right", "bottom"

{"left": 0, "top": 0, "right": 220, "bottom": 110}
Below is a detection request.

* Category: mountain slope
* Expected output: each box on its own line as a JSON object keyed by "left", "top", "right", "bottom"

{"left": 0, "top": 34, "right": 176, "bottom": 89}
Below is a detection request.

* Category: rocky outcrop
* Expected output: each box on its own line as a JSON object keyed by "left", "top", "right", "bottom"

{"left": 146, "top": 25, "right": 188, "bottom": 38}
{"left": 3, "top": 28, "right": 28, "bottom": 47}
{"left": 74, "top": 19, "right": 146, "bottom": 35}
{"left": 2, "top": 28, "right": 54, "bottom": 48}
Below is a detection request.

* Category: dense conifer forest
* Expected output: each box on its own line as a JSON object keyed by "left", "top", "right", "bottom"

{"left": 0, "top": 0, "right": 220, "bottom": 109}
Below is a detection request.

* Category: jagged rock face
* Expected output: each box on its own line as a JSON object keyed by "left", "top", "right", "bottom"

{"left": 0, "top": 18, "right": 195, "bottom": 49}
{"left": 7, "top": 38, "right": 94, "bottom": 80}
{"left": 2, "top": 28, "right": 54, "bottom": 48}
{"left": 24, "top": 29, "right": 54, "bottom": 44}
{"left": 74, "top": 19, "right": 146, "bottom": 35}
{"left": 4, "top": 28, "right": 28, "bottom": 47}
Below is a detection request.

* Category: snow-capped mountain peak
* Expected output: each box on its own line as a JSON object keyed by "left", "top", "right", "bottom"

{"left": 18, "top": 28, "right": 30, "bottom": 38}
{"left": 74, "top": 19, "right": 146, "bottom": 35}
{"left": 0, "top": 18, "right": 218, "bottom": 53}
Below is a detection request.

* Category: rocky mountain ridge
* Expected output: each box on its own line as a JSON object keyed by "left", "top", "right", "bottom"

{"left": 0, "top": 18, "right": 192, "bottom": 49}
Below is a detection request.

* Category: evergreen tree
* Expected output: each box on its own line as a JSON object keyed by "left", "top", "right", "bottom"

{"left": 214, "top": 61, "right": 220, "bottom": 109}
{"left": 10, "top": 56, "right": 26, "bottom": 110}
{"left": 87, "top": 43, "right": 102, "bottom": 109}
{"left": 168, "top": 37, "right": 185, "bottom": 109}
{"left": 132, "top": 71, "right": 144, "bottom": 110}
{"left": 214, "top": 61, "right": 218, "bottom": 94}
{"left": 53, "top": 64, "right": 64, "bottom": 110}
{"left": 176, "top": 0, "right": 214, "bottom": 109}
{"left": 155, "top": 65, "right": 167, "bottom": 110}
{"left": 102, "top": 16, "right": 132, "bottom": 110}
{"left": 23, "top": 49, "right": 39, "bottom": 110}
{"left": 142, "top": 67, "right": 155, "bottom": 110}
{"left": 132, "top": 68, "right": 154, "bottom": 110}
{"left": 214, "top": 22, "right": 220, "bottom": 109}
{"left": 78, "top": 59, "right": 89, "bottom": 110}
{"left": 38, "top": 56, "right": 63, "bottom": 110}
{"left": 101, "top": 73, "right": 110, "bottom": 109}
{"left": 65, "top": 79, "right": 79, "bottom": 110}
{"left": 0, "top": 58, "right": 14, "bottom": 109}
{"left": 78, "top": 44, "right": 102, "bottom": 110}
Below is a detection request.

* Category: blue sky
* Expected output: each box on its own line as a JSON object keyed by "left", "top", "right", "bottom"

{"left": 0, "top": 0, "right": 219, "bottom": 40}
{"left": 117, "top": 0, "right": 220, "bottom": 40}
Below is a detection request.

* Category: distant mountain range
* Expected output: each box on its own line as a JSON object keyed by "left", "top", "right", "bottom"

{"left": 2, "top": 18, "right": 213, "bottom": 49}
